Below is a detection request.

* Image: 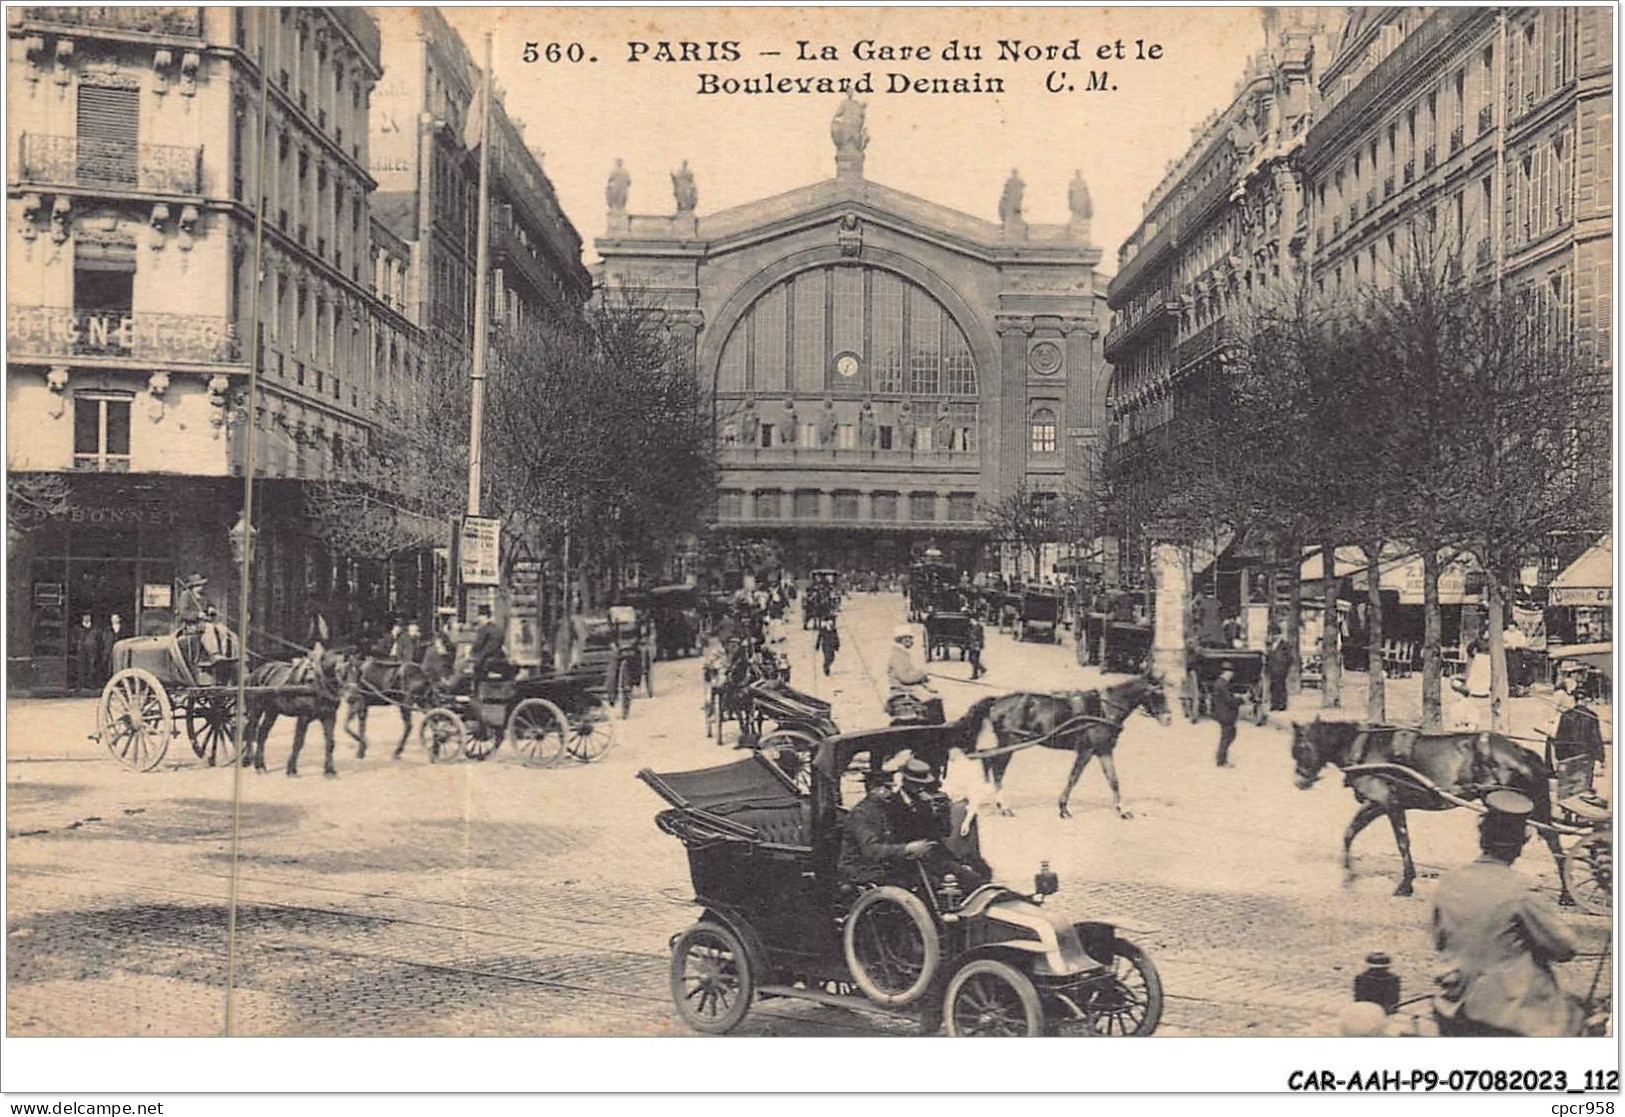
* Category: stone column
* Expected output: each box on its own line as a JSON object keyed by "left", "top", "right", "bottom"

{"left": 1150, "top": 537, "right": 1190, "bottom": 683}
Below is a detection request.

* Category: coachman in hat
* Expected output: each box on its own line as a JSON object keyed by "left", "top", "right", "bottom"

{"left": 1430, "top": 790, "right": 1584, "bottom": 1036}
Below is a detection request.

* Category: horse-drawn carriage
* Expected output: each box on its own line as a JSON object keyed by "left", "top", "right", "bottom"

{"left": 923, "top": 612, "right": 976, "bottom": 661}
{"left": 907, "top": 561, "right": 959, "bottom": 623}
{"left": 1101, "top": 622, "right": 1153, "bottom": 674}
{"left": 648, "top": 585, "right": 703, "bottom": 660}
{"left": 1181, "top": 648, "right": 1268, "bottom": 726}
{"left": 418, "top": 666, "right": 616, "bottom": 767}
{"left": 641, "top": 727, "right": 1164, "bottom": 1036}
{"left": 1019, "top": 587, "right": 1063, "bottom": 644}
{"left": 95, "top": 623, "right": 246, "bottom": 770}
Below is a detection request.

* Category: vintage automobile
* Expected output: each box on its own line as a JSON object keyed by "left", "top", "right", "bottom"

{"left": 640, "top": 726, "right": 1164, "bottom": 1037}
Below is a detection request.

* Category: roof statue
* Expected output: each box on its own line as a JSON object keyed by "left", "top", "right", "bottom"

{"left": 606, "top": 158, "right": 630, "bottom": 212}
{"left": 831, "top": 95, "right": 869, "bottom": 177}
{"left": 1068, "top": 170, "right": 1093, "bottom": 223}
{"left": 672, "top": 160, "right": 698, "bottom": 214}
{"left": 998, "top": 168, "right": 1025, "bottom": 225}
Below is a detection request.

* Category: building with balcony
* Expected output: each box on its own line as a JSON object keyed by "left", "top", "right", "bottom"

{"left": 1302, "top": 5, "right": 1613, "bottom": 541}
{"left": 367, "top": 7, "right": 589, "bottom": 349}
{"left": 597, "top": 102, "right": 1110, "bottom": 574}
{"left": 5, "top": 7, "right": 408, "bottom": 689}
{"left": 1103, "top": 9, "right": 1337, "bottom": 578}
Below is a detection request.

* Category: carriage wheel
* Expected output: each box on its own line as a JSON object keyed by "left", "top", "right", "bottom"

{"left": 843, "top": 885, "right": 941, "bottom": 1007}
{"left": 670, "top": 921, "right": 755, "bottom": 1035}
{"left": 760, "top": 729, "right": 819, "bottom": 794}
{"left": 1181, "top": 670, "right": 1201, "bottom": 723}
{"left": 944, "top": 959, "right": 1042, "bottom": 1037}
{"left": 1072, "top": 937, "right": 1164, "bottom": 1036}
{"left": 185, "top": 691, "right": 240, "bottom": 766}
{"left": 1563, "top": 832, "right": 1612, "bottom": 917}
{"left": 567, "top": 698, "right": 615, "bottom": 763}
{"left": 419, "top": 708, "right": 466, "bottom": 763}
{"left": 505, "top": 698, "right": 568, "bottom": 768}
{"left": 617, "top": 660, "right": 634, "bottom": 720}
{"left": 99, "top": 668, "right": 174, "bottom": 772}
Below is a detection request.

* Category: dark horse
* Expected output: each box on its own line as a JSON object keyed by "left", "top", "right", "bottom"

{"left": 341, "top": 655, "right": 442, "bottom": 760}
{"left": 1290, "top": 719, "right": 1571, "bottom": 902}
{"left": 978, "top": 674, "right": 1171, "bottom": 820}
{"left": 242, "top": 651, "right": 348, "bottom": 777}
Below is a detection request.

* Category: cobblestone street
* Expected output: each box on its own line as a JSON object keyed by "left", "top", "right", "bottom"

{"left": 7, "top": 591, "right": 1611, "bottom": 1038}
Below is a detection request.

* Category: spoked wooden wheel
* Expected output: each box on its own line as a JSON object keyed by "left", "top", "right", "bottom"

{"left": 99, "top": 668, "right": 174, "bottom": 772}
{"left": 185, "top": 691, "right": 240, "bottom": 767}
{"left": 944, "top": 959, "right": 1043, "bottom": 1037}
{"left": 1563, "top": 832, "right": 1613, "bottom": 917}
{"left": 1073, "top": 937, "right": 1164, "bottom": 1036}
{"left": 566, "top": 698, "right": 615, "bottom": 763}
{"left": 760, "top": 730, "right": 819, "bottom": 794}
{"left": 505, "top": 698, "right": 568, "bottom": 768}
{"left": 618, "top": 660, "right": 634, "bottom": 720}
{"left": 843, "top": 886, "right": 940, "bottom": 1006}
{"left": 670, "top": 921, "right": 754, "bottom": 1034}
{"left": 419, "top": 708, "right": 466, "bottom": 763}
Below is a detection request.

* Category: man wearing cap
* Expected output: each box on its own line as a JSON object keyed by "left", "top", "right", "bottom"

{"left": 894, "top": 758, "right": 993, "bottom": 891}
{"left": 1431, "top": 789, "right": 1583, "bottom": 1037}
{"left": 838, "top": 767, "right": 935, "bottom": 889}
{"left": 1211, "top": 663, "right": 1240, "bottom": 767}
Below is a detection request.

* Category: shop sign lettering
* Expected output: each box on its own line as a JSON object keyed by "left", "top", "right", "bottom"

{"left": 13, "top": 503, "right": 181, "bottom": 526}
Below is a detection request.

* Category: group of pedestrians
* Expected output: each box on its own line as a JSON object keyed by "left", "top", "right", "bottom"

{"left": 69, "top": 611, "right": 131, "bottom": 691}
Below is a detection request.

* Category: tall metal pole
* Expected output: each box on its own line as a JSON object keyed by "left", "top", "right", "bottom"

{"left": 466, "top": 31, "right": 494, "bottom": 516}
{"left": 226, "top": 7, "right": 272, "bottom": 1037}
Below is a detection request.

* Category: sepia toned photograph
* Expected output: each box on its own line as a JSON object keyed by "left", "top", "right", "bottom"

{"left": 3, "top": 1, "right": 1616, "bottom": 1083}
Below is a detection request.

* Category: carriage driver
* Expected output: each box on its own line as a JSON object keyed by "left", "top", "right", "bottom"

{"left": 1431, "top": 790, "right": 1584, "bottom": 1037}
{"left": 885, "top": 625, "right": 939, "bottom": 718}
{"left": 837, "top": 764, "right": 936, "bottom": 889}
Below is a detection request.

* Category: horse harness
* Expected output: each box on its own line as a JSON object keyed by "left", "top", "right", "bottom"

{"left": 1341, "top": 728, "right": 1521, "bottom": 806}
{"left": 964, "top": 690, "right": 1132, "bottom": 761}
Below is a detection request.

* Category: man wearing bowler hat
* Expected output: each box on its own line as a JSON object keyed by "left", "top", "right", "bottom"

{"left": 1431, "top": 790, "right": 1583, "bottom": 1036}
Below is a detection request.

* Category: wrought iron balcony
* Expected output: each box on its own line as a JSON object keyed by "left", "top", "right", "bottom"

{"left": 1449, "top": 125, "right": 1464, "bottom": 153}
{"left": 1478, "top": 104, "right": 1495, "bottom": 133}
{"left": 20, "top": 6, "right": 201, "bottom": 36}
{"left": 17, "top": 133, "right": 200, "bottom": 195}
{"left": 8, "top": 305, "right": 241, "bottom": 364}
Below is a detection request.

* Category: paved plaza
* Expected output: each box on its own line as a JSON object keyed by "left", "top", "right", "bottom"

{"left": 7, "top": 591, "right": 1612, "bottom": 1037}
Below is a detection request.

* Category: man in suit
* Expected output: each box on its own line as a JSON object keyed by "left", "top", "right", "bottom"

{"left": 469, "top": 605, "right": 505, "bottom": 684}
{"left": 838, "top": 769, "right": 934, "bottom": 889}
{"left": 397, "top": 621, "right": 424, "bottom": 666}
{"left": 73, "top": 613, "right": 103, "bottom": 691}
{"left": 1431, "top": 790, "right": 1583, "bottom": 1036}
{"left": 1212, "top": 663, "right": 1240, "bottom": 768}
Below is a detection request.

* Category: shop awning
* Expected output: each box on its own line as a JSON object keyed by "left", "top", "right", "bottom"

{"left": 1549, "top": 535, "right": 1612, "bottom": 606}
{"left": 1549, "top": 642, "right": 1613, "bottom": 680}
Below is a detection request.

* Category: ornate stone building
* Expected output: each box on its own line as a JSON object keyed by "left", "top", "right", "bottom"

{"left": 1103, "top": 10, "right": 1338, "bottom": 583}
{"left": 596, "top": 99, "right": 1111, "bottom": 574}
{"left": 6, "top": 7, "right": 403, "bottom": 688}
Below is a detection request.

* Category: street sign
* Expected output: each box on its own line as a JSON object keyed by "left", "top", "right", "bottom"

{"left": 458, "top": 515, "right": 501, "bottom": 585}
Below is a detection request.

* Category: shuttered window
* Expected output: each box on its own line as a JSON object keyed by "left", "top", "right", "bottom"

{"left": 77, "top": 85, "right": 139, "bottom": 187}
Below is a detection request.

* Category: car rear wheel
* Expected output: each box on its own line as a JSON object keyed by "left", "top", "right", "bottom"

{"left": 843, "top": 885, "right": 940, "bottom": 1007}
{"left": 944, "top": 958, "right": 1042, "bottom": 1037}
{"left": 670, "top": 922, "right": 754, "bottom": 1034}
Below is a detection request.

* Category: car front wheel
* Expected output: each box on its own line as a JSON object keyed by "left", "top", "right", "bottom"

{"left": 944, "top": 958, "right": 1042, "bottom": 1036}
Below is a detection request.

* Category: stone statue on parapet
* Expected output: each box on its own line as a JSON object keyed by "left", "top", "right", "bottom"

{"left": 1068, "top": 170, "right": 1093, "bottom": 223}
{"left": 999, "top": 169, "right": 1025, "bottom": 224}
{"left": 672, "top": 160, "right": 698, "bottom": 213}
{"left": 831, "top": 94, "right": 869, "bottom": 155}
{"left": 739, "top": 395, "right": 760, "bottom": 446}
{"left": 606, "top": 158, "right": 630, "bottom": 212}
{"left": 817, "top": 397, "right": 838, "bottom": 447}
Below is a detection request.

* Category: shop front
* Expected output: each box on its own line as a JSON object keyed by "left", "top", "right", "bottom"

{"left": 7, "top": 474, "right": 241, "bottom": 694}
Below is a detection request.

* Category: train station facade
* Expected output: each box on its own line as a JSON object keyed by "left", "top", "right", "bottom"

{"left": 596, "top": 100, "right": 1113, "bottom": 576}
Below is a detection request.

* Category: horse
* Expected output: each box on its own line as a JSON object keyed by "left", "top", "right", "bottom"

{"left": 1289, "top": 719, "right": 1571, "bottom": 902}
{"left": 977, "top": 674, "right": 1171, "bottom": 820}
{"left": 340, "top": 655, "right": 442, "bottom": 760}
{"left": 241, "top": 650, "right": 348, "bottom": 777}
